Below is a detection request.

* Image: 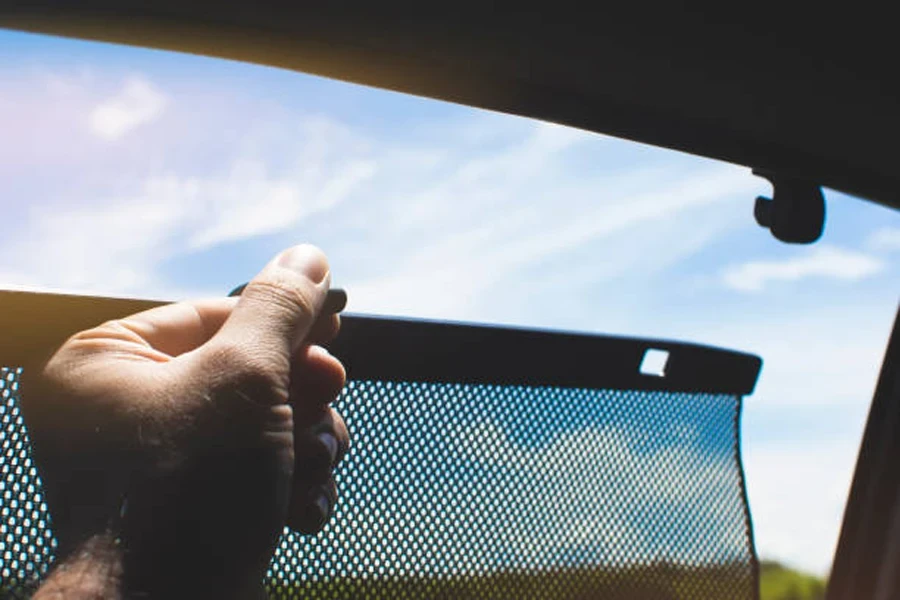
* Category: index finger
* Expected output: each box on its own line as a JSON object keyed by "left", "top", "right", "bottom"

{"left": 116, "top": 297, "right": 239, "bottom": 357}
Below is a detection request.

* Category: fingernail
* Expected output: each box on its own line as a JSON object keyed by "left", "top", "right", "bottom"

{"left": 314, "top": 491, "right": 330, "bottom": 522}
{"left": 276, "top": 245, "right": 328, "bottom": 284}
{"left": 318, "top": 432, "right": 338, "bottom": 466}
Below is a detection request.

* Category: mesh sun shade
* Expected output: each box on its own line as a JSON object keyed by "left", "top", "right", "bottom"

{"left": 0, "top": 304, "right": 761, "bottom": 599}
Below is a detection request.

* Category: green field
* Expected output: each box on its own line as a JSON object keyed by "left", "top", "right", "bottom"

{"left": 760, "top": 561, "right": 826, "bottom": 600}
{"left": 264, "top": 560, "right": 825, "bottom": 599}
{"left": 0, "top": 559, "right": 827, "bottom": 599}
{"left": 268, "top": 562, "right": 752, "bottom": 599}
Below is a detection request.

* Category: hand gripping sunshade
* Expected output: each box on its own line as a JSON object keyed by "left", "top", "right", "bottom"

{"left": 0, "top": 291, "right": 762, "bottom": 599}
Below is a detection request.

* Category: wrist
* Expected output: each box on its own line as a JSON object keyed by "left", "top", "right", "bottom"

{"left": 33, "top": 531, "right": 125, "bottom": 600}
{"left": 35, "top": 530, "right": 268, "bottom": 600}
{"left": 37, "top": 465, "right": 273, "bottom": 599}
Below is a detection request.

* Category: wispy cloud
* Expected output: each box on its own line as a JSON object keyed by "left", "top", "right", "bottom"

{"left": 721, "top": 246, "right": 885, "bottom": 292}
{"left": 1, "top": 71, "right": 756, "bottom": 304}
{"left": 867, "top": 226, "right": 900, "bottom": 251}
{"left": 89, "top": 76, "right": 167, "bottom": 140}
{"left": 0, "top": 178, "right": 191, "bottom": 295}
{"left": 347, "top": 159, "right": 756, "bottom": 320}
{"left": 186, "top": 118, "right": 377, "bottom": 251}
{"left": 0, "top": 109, "right": 375, "bottom": 296}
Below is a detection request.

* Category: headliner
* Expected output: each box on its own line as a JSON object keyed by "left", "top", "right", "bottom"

{"left": 3, "top": 4, "right": 898, "bottom": 211}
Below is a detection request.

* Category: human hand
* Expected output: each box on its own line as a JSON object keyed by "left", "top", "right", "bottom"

{"left": 24, "top": 245, "right": 348, "bottom": 599}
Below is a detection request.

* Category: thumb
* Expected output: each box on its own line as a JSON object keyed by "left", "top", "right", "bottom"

{"left": 213, "top": 244, "right": 331, "bottom": 357}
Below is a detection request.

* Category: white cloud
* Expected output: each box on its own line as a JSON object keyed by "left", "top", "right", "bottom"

{"left": 744, "top": 439, "right": 860, "bottom": 576}
{"left": 682, "top": 306, "right": 894, "bottom": 410}
{"left": 2, "top": 87, "right": 758, "bottom": 305}
{"left": 456, "top": 419, "right": 741, "bottom": 512}
{"left": 183, "top": 156, "right": 375, "bottom": 252}
{"left": 0, "top": 116, "right": 374, "bottom": 297}
{"left": 348, "top": 163, "right": 756, "bottom": 319}
{"left": 721, "top": 246, "right": 885, "bottom": 292}
{"left": 89, "top": 76, "right": 167, "bottom": 140}
{"left": 867, "top": 226, "right": 900, "bottom": 251}
{"left": 304, "top": 416, "right": 748, "bottom": 579}
{"left": 564, "top": 300, "right": 895, "bottom": 576}
{"left": 680, "top": 305, "right": 897, "bottom": 576}
{"left": 3, "top": 177, "right": 191, "bottom": 295}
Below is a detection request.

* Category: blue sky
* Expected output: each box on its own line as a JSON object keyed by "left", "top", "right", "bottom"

{"left": 1, "top": 29, "right": 899, "bottom": 576}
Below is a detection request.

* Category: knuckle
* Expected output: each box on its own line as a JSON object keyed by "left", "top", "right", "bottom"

{"left": 202, "top": 343, "right": 289, "bottom": 404}
{"left": 244, "top": 276, "right": 319, "bottom": 322}
{"left": 201, "top": 342, "right": 247, "bottom": 375}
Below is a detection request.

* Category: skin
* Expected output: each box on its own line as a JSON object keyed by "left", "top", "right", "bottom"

{"left": 22, "top": 245, "right": 349, "bottom": 599}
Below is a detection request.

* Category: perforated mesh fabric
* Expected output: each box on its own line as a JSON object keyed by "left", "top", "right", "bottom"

{"left": 0, "top": 369, "right": 756, "bottom": 599}
{"left": 0, "top": 369, "right": 55, "bottom": 599}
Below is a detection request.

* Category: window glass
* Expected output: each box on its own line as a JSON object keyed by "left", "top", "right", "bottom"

{"left": 2, "top": 28, "right": 899, "bottom": 581}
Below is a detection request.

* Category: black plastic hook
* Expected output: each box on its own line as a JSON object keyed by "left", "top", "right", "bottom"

{"left": 753, "top": 170, "right": 826, "bottom": 244}
{"left": 229, "top": 283, "right": 348, "bottom": 314}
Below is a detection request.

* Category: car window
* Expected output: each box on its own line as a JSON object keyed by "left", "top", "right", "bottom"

{"left": 2, "top": 27, "right": 899, "bottom": 590}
